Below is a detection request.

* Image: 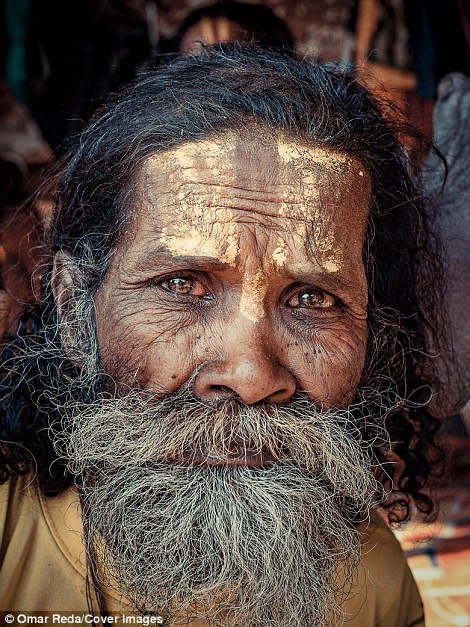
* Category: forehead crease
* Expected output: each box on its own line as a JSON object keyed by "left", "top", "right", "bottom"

{"left": 167, "top": 157, "right": 281, "bottom": 191}
{"left": 139, "top": 204, "right": 314, "bottom": 242}
{"left": 141, "top": 180, "right": 319, "bottom": 227}
{"left": 154, "top": 179, "right": 302, "bottom": 203}
{"left": 138, "top": 137, "right": 371, "bottom": 230}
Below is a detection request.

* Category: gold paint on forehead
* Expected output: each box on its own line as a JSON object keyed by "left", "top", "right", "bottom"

{"left": 277, "top": 141, "right": 352, "bottom": 167}
{"left": 159, "top": 222, "right": 240, "bottom": 267}
{"left": 271, "top": 238, "right": 288, "bottom": 268}
{"left": 145, "top": 138, "right": 240, "bottom": 264}
{"left": 143, "top": 134, "right": 368, "bottom": 273}
{"left": 322, "top": 258, "right": 341, "bottom": 273}
{"left": 146, "top": 138, "right": 239, "bottom": 264}
{"left": 146, "top": 134, "right": 362, "bottom": 218}
{"left": 274, "top": 140, "right": 365, "bottom": 275}
{"left": 170, "top": 137, "right": 228, "bottom": 172}
{"left": 239, "top": 269, "right": 268, "bottom": 323}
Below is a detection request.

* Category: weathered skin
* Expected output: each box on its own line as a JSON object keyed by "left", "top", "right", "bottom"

{"left": 89, "top": 132, "right": 371, "bottom": 410}
{"left": 420, "top": 73, "right": 470, "bottom": 417}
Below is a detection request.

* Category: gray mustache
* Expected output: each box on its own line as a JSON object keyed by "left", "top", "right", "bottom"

{"left": 53, "top": 386, "right": 384, "bottom": 507}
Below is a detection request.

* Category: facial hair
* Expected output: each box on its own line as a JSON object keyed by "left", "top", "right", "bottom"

{"left": 52, "top": 384, "right": 382, "bottom": 626}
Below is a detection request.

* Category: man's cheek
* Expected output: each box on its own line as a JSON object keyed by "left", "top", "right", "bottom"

{"left": 96, "top": 303, "right": 217, "bottom": 390}
{"left": 97, "top": 299, "right": 184, "bottom": 347}
{"left": 289, "top": 327, "right": 367, "bottom": 405}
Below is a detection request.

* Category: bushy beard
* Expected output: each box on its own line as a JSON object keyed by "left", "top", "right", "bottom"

{"left": 52, "top": 383, "right": 385, "bottom": 626}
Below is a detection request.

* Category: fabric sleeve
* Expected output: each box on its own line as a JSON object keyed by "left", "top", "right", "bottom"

{"left": 343, "top": 512, "right": 425, "bottom": 626}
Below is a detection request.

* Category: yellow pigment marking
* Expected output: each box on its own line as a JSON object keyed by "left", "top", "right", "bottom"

{"left": 276, "top": 142, "right": 306, "bottom": 164}
{"left": 239, "top": 270, "right": 267, "bottom": 323}
{"left": 159, "top": 230, "right": 219, "bottom": 258}
{"left": 272, "top": 239, "right": 288, "bottom": 267}
{"left": 147, "top": 138, "right": 366, "bottom": 277}
{"left": 160, "top": 218, "right": 240, "bottom": 266}
{"left": 276, "top": 141, "right": 351, "bottom": 166}
{"left": 171, "top": 137, "right": 236, "bottom": 180}
{"left": 321, "top": 257, "right": 342, "bottom": 273}
{"left": 148, "top": 138, "right": 235, "bottom": 187}
{"left": 149, "top": 139, "right": 244, "bottom": 266}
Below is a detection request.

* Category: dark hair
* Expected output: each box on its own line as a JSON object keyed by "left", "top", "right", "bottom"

{"left": 175, "top": 2, "right": 294, "bottom": 55}
{"left": 1, "top": 44, "right": 445, "bottom": 519}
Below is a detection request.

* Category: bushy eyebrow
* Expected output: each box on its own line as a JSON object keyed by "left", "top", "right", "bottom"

{"left": 134, "top": 247, "right": 232, "bottom": 272}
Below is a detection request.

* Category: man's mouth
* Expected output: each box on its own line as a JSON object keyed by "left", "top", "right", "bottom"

{"left": 172, "top": 444, "right": 279, "bottom": 467}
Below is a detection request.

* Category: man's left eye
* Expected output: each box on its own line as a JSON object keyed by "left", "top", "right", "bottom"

{"left": 160, "top": 276, "right": 208, "bottom": 297}
{"left": 287, "top": 288, "right": 336, "bottom": 309}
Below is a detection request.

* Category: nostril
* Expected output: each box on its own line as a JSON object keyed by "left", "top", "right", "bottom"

{"left": 268, "top": 388, "right": 294, "bottom": 403}
{"left": 210, "top": 384, "right": 235, "bottom": 396}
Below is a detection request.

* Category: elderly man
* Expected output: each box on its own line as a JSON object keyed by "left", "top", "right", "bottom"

{"left": 0, "top": 45, "right": 444, "bottom": 625}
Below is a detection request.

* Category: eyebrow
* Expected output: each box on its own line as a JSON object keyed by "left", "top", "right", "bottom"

{"left": 134, "top": 247, "right": 233, "bottom": 272}
{"left": 291, "top": 270, "right": 362, "bottom": 294}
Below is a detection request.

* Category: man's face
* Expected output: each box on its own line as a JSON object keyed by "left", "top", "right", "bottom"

{"left": 56, "top": 132, "right": 377, "bottom": 622}
{"left": 94, "top": 132, "right": 371, "bottom": 413}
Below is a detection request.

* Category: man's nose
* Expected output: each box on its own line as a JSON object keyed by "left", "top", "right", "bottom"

{"left": 193, "top": 320, "right": 297, "bottom": 404}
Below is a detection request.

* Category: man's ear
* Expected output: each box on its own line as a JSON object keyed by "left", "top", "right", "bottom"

{"left": 51, "top": 250, "right": 93, "bottom": 367}
{"left": 51, "top": 250, "right": 76, "bottom": 322}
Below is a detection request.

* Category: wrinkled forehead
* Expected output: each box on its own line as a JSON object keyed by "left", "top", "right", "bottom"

{"left": 127, "top": 132, "right": 372, "bottom": 269}
{"left": 137, "top": 132, "right": 370, "bottom": 214}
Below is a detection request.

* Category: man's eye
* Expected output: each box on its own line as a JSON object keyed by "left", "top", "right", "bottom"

{"left": 287, "top": 288, "right": 336, "bottom": 309}
{"left": 160, "top": 276, "right": 208, "bottom": 297}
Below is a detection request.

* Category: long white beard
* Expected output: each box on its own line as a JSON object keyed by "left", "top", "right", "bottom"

{"left": 53, "top": 388, "right": 383, "bottom": 625}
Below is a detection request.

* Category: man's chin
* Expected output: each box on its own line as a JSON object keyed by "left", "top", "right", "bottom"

{"left": 80, "top": 463, "right": 368, "bottom": 625}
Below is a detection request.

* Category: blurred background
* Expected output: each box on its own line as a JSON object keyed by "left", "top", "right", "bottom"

{"left": 1, "top": 2, "right": 470, "bottom": 625}
{"left": 2, "top": 0, "right": 469, "bottom": 158}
